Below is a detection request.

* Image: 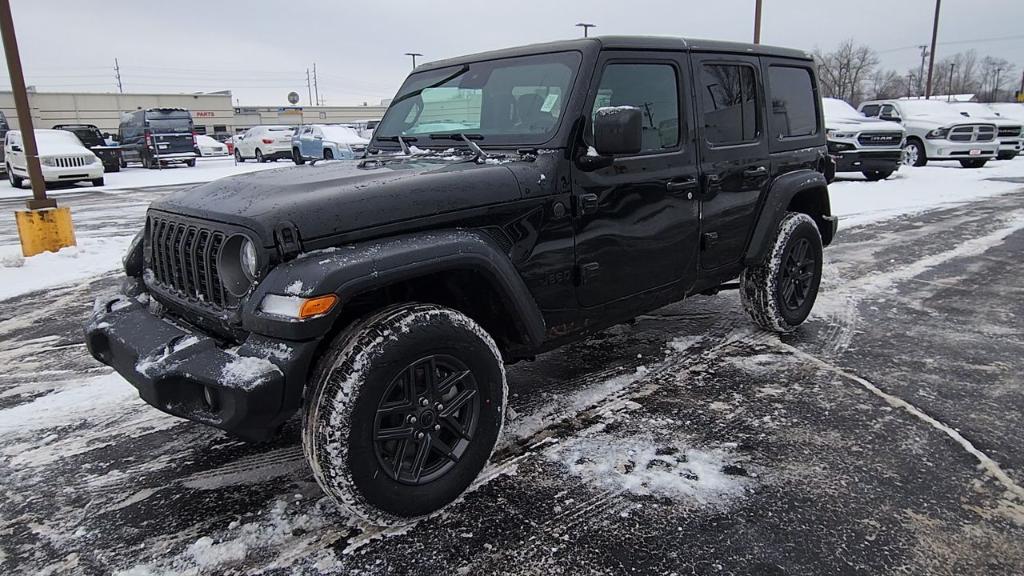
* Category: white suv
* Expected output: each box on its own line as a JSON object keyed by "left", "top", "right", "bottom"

{"left": 947, "top": 102, "right": 1021, "bottom": 160}
{"left": 234, "top": 125, "right": 295, "bottom": 162}
{"left": 858, "top": 99, "right": 999, "bottom": 168}
{"left": 5, "top": 129, "right": 105, "bottom": 188}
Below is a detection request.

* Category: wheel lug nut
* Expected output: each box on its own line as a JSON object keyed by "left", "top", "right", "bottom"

{"left": 434, "top": 424, "right": 441, "bottom": 431}
{"left": 436, "top": 403, "right": 444, "bottom": 411}
{"left": 416, "top": 432, "right": 425, "bottom": 439}
{"left": 408, "top": 416, "right": 417, "bottom": 424}
{"left": 420, "top": 398, "right": 429, "bottom": 407}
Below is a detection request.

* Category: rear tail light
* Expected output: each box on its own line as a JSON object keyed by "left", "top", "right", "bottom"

{"left": 144, "top": 132, "right": 152, "bottom": 147}
{"left": 191, "top": 131, "right": 198, "bottom": 146}
{"left": 262, "top": 138, "right": 274, "bottom": 144}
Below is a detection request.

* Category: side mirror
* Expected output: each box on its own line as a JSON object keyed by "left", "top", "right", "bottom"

{"left": 594, "top": 106, "right": 643, "bottom": 156}
{"left": 880, "top": 114, "right": 900, "bottom": 123}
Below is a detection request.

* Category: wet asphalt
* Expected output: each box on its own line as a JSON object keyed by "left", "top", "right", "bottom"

{"left": 0, "top": 187, "right": 1022, "bottom": 575}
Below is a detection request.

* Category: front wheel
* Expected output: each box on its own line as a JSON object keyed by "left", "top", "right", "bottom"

{"left": 902, "top": 140, "right": 927, "bottom": 167}
{"left": 303, "top": 303, "right": 506, "bottom": 525}
{"left": 185, "top": 159, "right": 196, "bottom": 167}
{"left": 235, "top": 149, "right": 244, "bottom": 163}
{"left": 8, "top": 165, "right": 23, "bottom": 188}
{"left": 255, "top": 149, "right": 265, "bottom": 163}
{"left": 741, "top": 212, "right": 823, "bottom": 333}
{"left": 959, "top": 159, "right": 988, "bottom": 168}
{"left": 862, "top": 169, "right": 894, "bottom": 181}
{"left": 91, "top": 177, "right": 105, "bottom": 187}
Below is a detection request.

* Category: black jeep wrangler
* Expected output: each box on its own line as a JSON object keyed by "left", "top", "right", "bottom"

{"left": 85, "top": 37, "right": 836, "bottom": 525}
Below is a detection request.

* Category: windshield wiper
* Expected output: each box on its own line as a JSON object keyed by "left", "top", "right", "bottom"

{"left": 375, "top": 135, "right": 418, "bottom": 155}
{"left": 430, "top": 133, "right": 488, "bottom": 160}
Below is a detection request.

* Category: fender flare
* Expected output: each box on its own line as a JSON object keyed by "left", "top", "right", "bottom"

{"left": 744, "top": 170, "right": 835, "bottom": 266}
{"left": 243, "top": 229, "right": 546, "bottom": 348}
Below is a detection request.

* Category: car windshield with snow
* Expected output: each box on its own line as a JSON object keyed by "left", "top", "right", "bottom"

{"left": 85, "top": 36, "right": 837, "bottom": 526}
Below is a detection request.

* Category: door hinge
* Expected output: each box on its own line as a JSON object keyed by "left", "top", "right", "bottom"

{"left": 702, "top": 232, "right": 719, "bottom": 251}
{"left": 575, "top": 261, "right": 600, "bottom": 285}
{"left": 574, "top": 193, "right": 599, "bottom": 216}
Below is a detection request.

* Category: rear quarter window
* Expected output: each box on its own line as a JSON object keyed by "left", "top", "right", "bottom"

{"left": 767, "top": 65, "right": 819, "bottom": 141}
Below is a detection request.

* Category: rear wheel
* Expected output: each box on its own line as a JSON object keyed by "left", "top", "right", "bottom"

{"left": 185, "top": 159, "right": 196, "bottom": 167}
{"left": 862, "top": 169, "right": 894, "bottom": 181}
{"left": 255, "top": 149, "right": 265, "bottom": 163}
{"left": 902, "top": 139, "right": 927, "bottom": 167}
{"left": 141, "top": 154, "right": 154, "bottom": 169}
{"left": 293, "top": 148, "right": 305, "bottom": 165}
{"left": 741, "top": 212, "right": 823, "bottom": 333}
{"left": 303, "top": 303, "right": 506, "bottom": 525}
{"left": 959, "top": 159, "right": 988, "bottom": 168}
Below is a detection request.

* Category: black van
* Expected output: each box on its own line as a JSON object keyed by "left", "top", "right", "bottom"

{"left": 118, "top": 108, "right": 198, "bottom": 168}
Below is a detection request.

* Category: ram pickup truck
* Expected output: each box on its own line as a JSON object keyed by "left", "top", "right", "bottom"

{"left": 822, "top": 97, "right": 905, "bottom": 181}
{"left": 85, "top": 36, "right": 837, "bottom": 525}
{"left": 859, "top": 99, "right": 999, "bottom": 168}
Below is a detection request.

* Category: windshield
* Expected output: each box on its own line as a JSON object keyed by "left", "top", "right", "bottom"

{"left": 63, "top": 127, "right": 104, "bottom": 147}
{"left": 822, "top": 98, "right": 863, "bottom": 120}
{"left": 147, "top": 110, "right": 193, "bottom": 134}
{"left": 375, "top": 51, "right": 582, "bottom": 146}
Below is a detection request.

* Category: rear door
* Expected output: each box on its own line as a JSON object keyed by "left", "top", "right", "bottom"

{"left": 692, "top": 54, "right": 771, "bottom": 271}
{"left": 572, "top": 51, "right": 701, "bottom": 308}
{"left": 146, "top": 110, "right": 195, "bottom": 155}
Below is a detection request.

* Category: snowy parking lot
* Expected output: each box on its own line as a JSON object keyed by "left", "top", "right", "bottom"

{"left": 2, "top": 159, "right": 1024, "bottom": 574}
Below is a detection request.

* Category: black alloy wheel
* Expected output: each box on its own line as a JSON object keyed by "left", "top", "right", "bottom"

{"left": 778, "top": 237, "right": 815, "bottom": 312}
{"left": 372, "top": 355, "right": 480, "bottom": 485}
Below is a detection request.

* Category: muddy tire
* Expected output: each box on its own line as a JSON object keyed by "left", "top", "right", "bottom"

{"left": 303, "top": 303, "right": 507, "bottom": 525}
{"left": 740, "top": 212, "right": 823, "bottom": 333}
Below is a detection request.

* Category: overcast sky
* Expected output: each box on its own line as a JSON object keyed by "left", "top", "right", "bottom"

{"left": 3, "top": 0, "right": 1022, "bottom": 106}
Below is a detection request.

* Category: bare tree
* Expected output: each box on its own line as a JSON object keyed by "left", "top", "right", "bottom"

{"left": 814, "top": 39, "right": 880, "bottom": 104}
{"left": 979, "top": 56, "right": 1015, "bottom": 101}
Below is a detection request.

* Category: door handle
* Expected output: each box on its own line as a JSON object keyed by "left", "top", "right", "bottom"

{"left": 576, "top": 193, "right": 599, "bottom": 216}
{"left": 666, "top": 178, "right": 698, "bottom": 193}
{"left": 743, "top": 166, "right": 769, "bottom": 178}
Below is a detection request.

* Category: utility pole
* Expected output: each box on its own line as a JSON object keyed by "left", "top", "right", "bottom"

{"left": 313, "top": 62, "right": 320, "bottom": 106}
{"left": 1019, "top": 69, "right": 1024, "bottom": 102}
{"left": 753, "top": 0, "right": 763, "bottom": 44}
{"left": 917, "top": 45, "right": 929, "bottom": 97}
{"left": 575, "top": 23, "right": 596, "bottom": 38}
{"left": 114, "top": 58, "right": 123, "bottom": 93}
{"left": 924, "top": 0, "right": 941, "bottom": 98}
{"left": 405, "top": 52, "right": 423, "bottom": 69}
{"left": 947, "top": 63, "right": 955, "bottom": 101}
{"left": 306, "top": 68, "right": 312, "bottom": 106}
{"left": 992, "top": 67, "right": 1002, "bottom": 102}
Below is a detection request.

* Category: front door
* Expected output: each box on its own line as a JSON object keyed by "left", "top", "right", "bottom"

{"left": 692, "top": 54, "right": 771, "bottom": 270}
{"left": 572, "top": 52, "right": 701, "bottom": 308}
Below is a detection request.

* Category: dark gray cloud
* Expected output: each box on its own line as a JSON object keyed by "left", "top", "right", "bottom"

{"left": 2, "top": 0, "right": 1022, "bottom": 105}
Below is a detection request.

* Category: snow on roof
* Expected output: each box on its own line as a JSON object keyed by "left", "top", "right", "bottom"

{"left": 900, "top": 94, "right": 977, "bottom": 102}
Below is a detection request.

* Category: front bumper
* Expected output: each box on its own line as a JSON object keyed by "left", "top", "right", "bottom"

{"left": 84, "top": 282, "right": 320, "bottom": 441}
{"left": 833, "top": 149, "right": 902, "bottom": 173}
{"left": 922, "top": 140, "right": 998, "bottom": 160}
{"left": 29, "top": 163, "right": 104, "bottom": 182}
{"left": 152, "top": 152, "right": 198, "bottom": 163}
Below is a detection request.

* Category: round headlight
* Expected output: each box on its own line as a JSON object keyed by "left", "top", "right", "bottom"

{"left": 218, "top": 234, "right": 260, "bottom": 297}
{"left": 240, "top": 239, "right": 257, "bottom": 280}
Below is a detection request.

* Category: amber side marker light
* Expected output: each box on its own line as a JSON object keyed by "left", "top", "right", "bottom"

{"left": 299, "top": 295, "right": 338, "bottom": 319}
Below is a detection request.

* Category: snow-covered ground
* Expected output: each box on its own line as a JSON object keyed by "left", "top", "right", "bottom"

{"left": 0, "top": 156, "right": 281, "bottom": 200}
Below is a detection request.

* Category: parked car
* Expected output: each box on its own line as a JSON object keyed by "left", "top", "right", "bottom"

{"left": 5, "top": 129, "right": 104, "bottom": 188}
{"left": 118, "top": 108, "right": 198, "bottom": 169}
{"left": 822, "top": 98, "right": 905, "bottom": 181}
{"left": 988, "top": 102, "right": 1024, "bottom": 124}
{"left": 945, "top": 102, "right": 1022, "bottom": 160}
{"left": 86, "top": 36, "right": 837, "bottom": 525}
{"left": 195, "top": 134, "right": 229, "bottom": 157}
{"left": 53, "top": 123, "right": 122, "bottom": 172}
{"left": 233, "top": 125, "right": 294, "bottom": 162}
{"left": 858, "top": 99, "right": 998, "bottom": 168}
{"left": 0, "top": 110, "right": 9, "bottom": 175}
{"left": 291, "top": 124, "right": 369, "bottom": 163}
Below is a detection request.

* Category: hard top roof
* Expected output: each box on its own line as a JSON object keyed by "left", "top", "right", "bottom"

{"left": 416, "top": 36, "right": 812, "bottom": 72}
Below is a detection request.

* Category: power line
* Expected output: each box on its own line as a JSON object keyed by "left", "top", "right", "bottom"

{"left": 877, "top": 33, "right": 1024, "bottom": 54}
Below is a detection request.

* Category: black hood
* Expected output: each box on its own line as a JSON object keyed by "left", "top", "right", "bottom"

{"left": 150, "top": 158, "right": 524, "bottom": 246}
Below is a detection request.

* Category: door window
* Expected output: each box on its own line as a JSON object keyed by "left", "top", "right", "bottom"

{"left": 767, "top": 66, "right": 818, "bottom": 139}
{"left": 589, "top": 63, "right": 679, "bottom": 153}
{"left": 700, "top": 63, "right": 761, "bottom": 145}
{"left": 860, "top": 104, "right": 881, "bottom": 117}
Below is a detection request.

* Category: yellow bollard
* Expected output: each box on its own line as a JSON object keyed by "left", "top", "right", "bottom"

{"left": 15, "top": 206, "right": 77, "bottom": 257}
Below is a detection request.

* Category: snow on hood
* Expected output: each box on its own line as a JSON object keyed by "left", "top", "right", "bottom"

{"left": 822, "top": 99, "right": 902, "bottom": 133}
{"left": 8, "top": 129, "right": 95, "bottom": 156}
{"left": 318, "top": 126, "right": 369, "bottom": 146}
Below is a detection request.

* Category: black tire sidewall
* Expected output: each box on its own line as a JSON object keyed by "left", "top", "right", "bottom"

{"left": 774, "top": 217, "right": 823, "bottom": 327}
{"left": 306, "top": 304, "right": 505, "bottom": 523}
{"left": 323, "top": 149, "right": 333, "bottom": 160}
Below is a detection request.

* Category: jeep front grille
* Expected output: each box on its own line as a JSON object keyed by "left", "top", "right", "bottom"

{"left": 148, "top": 216, "right": 227, "bottom": 308}
{"left": 998, "top": 126, "right": 1022, "bottom": 138}
{"left": 857, "top": 132, "right": 902, "bottom": 147}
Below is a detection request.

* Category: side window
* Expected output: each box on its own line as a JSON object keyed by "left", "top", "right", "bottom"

{"left": 767, "top": 66, "right": 818, "bottom": 139}
{"left": 860, "top": 104, "right": 881, "bottom": 118}
{"left": 700, "top": 63, "right": 761, "bottom": 145}
{"left": 879, "top": 104, "right": 899, "bottom": 119}
{"left": 313, "top": 128, "right": 323, "bottom": 138}
{"left": 590, "top": 63, "right": 680, "bottom": 153}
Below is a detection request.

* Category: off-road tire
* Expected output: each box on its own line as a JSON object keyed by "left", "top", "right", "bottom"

{"left": 303, "top": 303, "right": 507, "bottom": 525}
{"left": 235, "top": 149, "right": 244, "bottom": 163}
{"left": 959, "top": 159, "right": 988, "bottom": 169}
{"left": 740, "top": 212, "right": 823, "bottom": 333}
{"left": 293, "top": 148, "right": 305, "bottom": 165}
{"left": 902, "top": 139, "right": 927, "bottom": 167}
{"left": 862, "top": 169, "right": 894, "bottom": 181}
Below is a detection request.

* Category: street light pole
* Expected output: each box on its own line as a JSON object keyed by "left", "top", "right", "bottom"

{"left": 924, "top": 0, "right": 941, "bottom": 98}
{"left": 0, "top": 0, "right": 52, "bottom": 210}
{"left": 405, "top": 52, "right": 423, "bottom": 70}
{"left": 992, "top": 67, "right": 1002, "bottom": 102}
{"left": 575, "top": 23, "right": 596, "bottom": 38}
{"left": 753, "top": 0, "right": 763, "bottom": 44}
